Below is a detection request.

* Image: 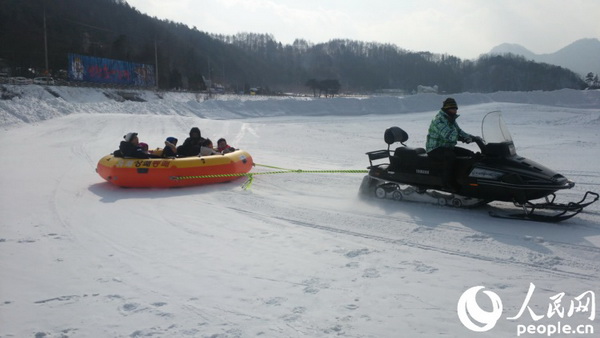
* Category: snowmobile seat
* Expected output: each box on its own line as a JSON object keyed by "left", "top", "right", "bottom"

{"left": 417, "top": 153, "right": 438, "bottom": 172}
{"left": 394, "top": 147, "right": 425, "bottom": 156}
{"left": 388, "top": 147, "right": 426, "bottom": 172}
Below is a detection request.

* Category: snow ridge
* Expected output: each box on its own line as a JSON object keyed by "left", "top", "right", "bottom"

{"left": 2, "top": 85, "right": 599, "bottom": 129}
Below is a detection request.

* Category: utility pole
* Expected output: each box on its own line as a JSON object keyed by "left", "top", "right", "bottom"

{"left": 43, "top": 6, "right": 49, "bottom": 74}
{"left": 207, "top": 57, "right": 212, "bottom": 97}
{"left": 154, "top": 39, "right": 159, "bottom": 90}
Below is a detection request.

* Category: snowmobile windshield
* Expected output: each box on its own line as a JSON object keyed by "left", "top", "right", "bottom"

{"left": 481, "top": 111, "right": 513, "bottom": 143}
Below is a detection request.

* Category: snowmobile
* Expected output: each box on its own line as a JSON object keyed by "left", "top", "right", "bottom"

{"left": 359, "top": 111, "right": 598, "bottom": 222}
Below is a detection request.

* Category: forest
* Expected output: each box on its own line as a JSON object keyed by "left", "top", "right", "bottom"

{"left": 0, "top": 0, "right": 587, "bottom": 93}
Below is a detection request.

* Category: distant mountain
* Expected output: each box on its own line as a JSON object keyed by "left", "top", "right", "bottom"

{"left": 489, "top": 43, "right": 537, "bottom": 60}
{"left": 489, "top": 38, "right": 600, "bottom": 76}
{"left": 0, "top": 0, "right": 587, "bottom": 92}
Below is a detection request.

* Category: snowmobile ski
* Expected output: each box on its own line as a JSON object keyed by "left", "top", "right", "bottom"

{"left": 513, "top": 191, "right": 599, "bottom": 212}
{"left": 488, "top": 206, "right": 582, "bottom": 223}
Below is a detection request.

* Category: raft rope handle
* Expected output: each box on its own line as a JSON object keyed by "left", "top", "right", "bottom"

{"left": 171, "top": 163, "right": 368, "bottom": 190}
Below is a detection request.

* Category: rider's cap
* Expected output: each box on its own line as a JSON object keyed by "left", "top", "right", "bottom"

{"left": 442, "top": 97, "right": 458, "bottom": 110}
{"left": 124, "top": 132, "right": 138, "bottom": 142}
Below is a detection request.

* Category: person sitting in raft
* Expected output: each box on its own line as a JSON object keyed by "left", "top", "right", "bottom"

{"left": 162, "top": 137, "right": 178, "bottom": 158}
{"left": 199, "top": 138, "right": 219, "bottom": 156}
{"left": 119, "top": 132, "right": 150, "bottom": 159}
{"left": 216, "top": 138, "right": 236, "bottom": 154}
{"left": 177, "top": 127, "right": 205, "bottom": 157}
{"left": 139, "top": 142, "right": 150, "bottom": 154}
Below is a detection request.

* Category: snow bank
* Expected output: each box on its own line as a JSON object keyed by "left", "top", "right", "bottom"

{"left": 1, "top": 84, "right": 599, "bottom": 129}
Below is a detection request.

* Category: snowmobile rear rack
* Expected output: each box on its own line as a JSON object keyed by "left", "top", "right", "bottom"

{"left": 366, "top": 126, "right": 412, "bottom": 167}
{"left": 366, "top": 149, "right": 391, "bottom": 167}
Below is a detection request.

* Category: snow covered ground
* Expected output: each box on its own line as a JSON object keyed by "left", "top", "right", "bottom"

{"left": 1, "top": 85, "right": 599, "bottom": 337}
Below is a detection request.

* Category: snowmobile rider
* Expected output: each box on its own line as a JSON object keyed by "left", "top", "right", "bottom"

{"left": 426, "top": 98, "right": 479, "bottom": 191}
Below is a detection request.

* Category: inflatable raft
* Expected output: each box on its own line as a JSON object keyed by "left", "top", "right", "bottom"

{"left": 96, "top": 150, "right": 253, "bottom": 188}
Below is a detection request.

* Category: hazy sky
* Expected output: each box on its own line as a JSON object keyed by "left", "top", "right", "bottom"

{"left": 126, "top": 0, "right": 600, "bottom": 60}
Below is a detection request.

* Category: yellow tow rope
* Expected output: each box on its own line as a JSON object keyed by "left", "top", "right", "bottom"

{"left": 171, "top": 163, "right": 368, "bottom": 190}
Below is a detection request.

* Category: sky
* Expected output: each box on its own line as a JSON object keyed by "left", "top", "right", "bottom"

{"left": 125, "top": 0, "right": 600, "bottom": 60}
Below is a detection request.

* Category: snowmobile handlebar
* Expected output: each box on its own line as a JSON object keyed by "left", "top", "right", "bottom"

{"left": 473, "top": 136, "right": 486, "bottom": 153}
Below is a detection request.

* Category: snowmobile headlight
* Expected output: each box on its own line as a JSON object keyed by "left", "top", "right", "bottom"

{"left": 469, "top": 168, "right": 504, "bottom": 179}
{"left": 508, "top": 144, "right": 516, "bottom": 156}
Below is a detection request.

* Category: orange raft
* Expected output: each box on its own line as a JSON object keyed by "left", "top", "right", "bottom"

{"left": 96, "top": 150, "right": 254, "bottom": 188}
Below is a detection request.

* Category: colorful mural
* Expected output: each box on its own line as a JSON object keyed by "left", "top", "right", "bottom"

{"left": 68, "top": 54, "right": 155, "bottom": 87}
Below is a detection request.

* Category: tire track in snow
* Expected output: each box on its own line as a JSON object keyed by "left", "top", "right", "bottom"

{"left": 224, "top": 198, "right": 600, "bottom": 281}
{"left": 224, "top": 167, "right": 600, "bottom": 281}
{"left": 276, "top": 215, "right": 599, "bottom": 281}
{"left": 234, "top": 122, "right": 259, "bottom": 146}
{"left": 561, "top": 170, "right": 600, "bottom": 186}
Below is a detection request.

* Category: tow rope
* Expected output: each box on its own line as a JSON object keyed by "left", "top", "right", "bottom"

{"left": 171, "top": 163, "right": 368, "bottom": 190}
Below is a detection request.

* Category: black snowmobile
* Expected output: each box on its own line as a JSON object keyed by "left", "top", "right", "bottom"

{"left": 359, "top": 111, "right": 598, "bottom": 222}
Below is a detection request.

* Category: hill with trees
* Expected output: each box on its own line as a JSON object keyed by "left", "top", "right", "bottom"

{"left": 0, "top": 0, "right": 586, "bottom": 93}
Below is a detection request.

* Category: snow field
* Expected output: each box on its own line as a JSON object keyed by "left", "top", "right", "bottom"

{"left": 0, "top": 86, "right": 599, "bottom": 337}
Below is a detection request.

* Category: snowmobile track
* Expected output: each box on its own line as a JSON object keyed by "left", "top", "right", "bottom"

{"left": 227, "top": 205, "right": 599, "bottom": 281}
{"left": 275, "top": 215, "right": 599, "bottom": 281}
